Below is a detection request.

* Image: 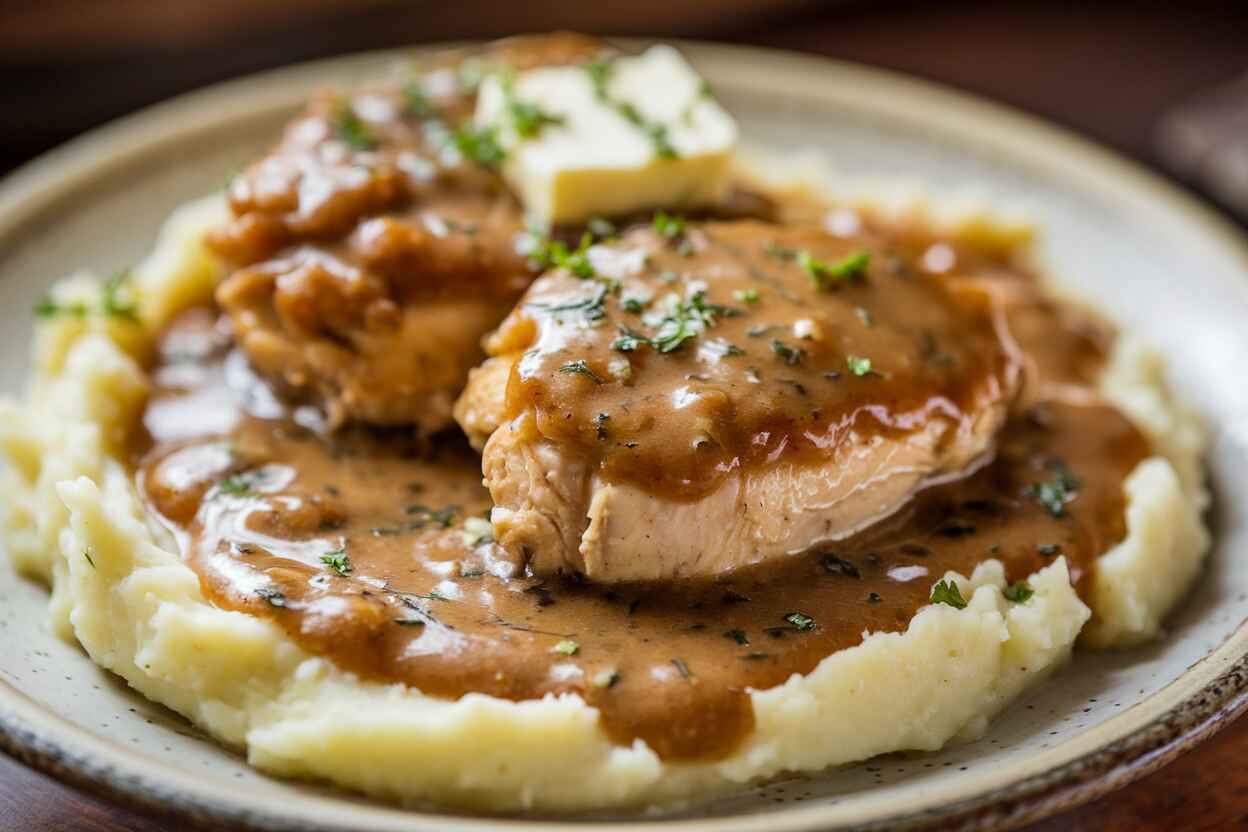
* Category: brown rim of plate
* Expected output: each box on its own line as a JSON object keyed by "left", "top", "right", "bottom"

{"left": 0, "top": 37, "right": 1245, "bottom": 832}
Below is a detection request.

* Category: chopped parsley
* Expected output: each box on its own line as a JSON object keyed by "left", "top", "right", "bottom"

{"left": 526, "top": 231, "right": 596, "bottom": 279}
{"left": 770, "top": 338, "right": 805, "bottom": 366}
{"left": 451, "top": 125, "right": 506, "bottom": 168}
{"left": 401, "top": 81, "right": 435, "bottom": 118}
{"left": 551, "top": 639, "right": 580, "bottom": 656}
{"left": 671, "top": 657, "right": 693, "bottom": 680}
{"left": 734, "top": 288, "right": 760, "bottom": 305}
{"left": 647, "top": 290, "right": 741, "bottom": 354}
{"left": 784, "top": 612, "right": 815, "bottom": 631}
{"left": 583, "top": 58, "right": 678, "bottom": 159}
{"left": 501, "top": 75, "right": 564, "bottom": 138}
{"left": 846, "top": 354, "right": 874, "bottom": 376}
{"left": 101, "top": 271, "right": 140, "bottom": 321}
{"left": 584, "top": 59, "right": 613, "bottom": 100}
{"left": 930, "top": 579, "right": 968, "bottom": 609}
{"left": 319, "top": 546, "right": 351, "bottom": 576}
{"left": 36, "top": 271, "right": 139, "bottom": 323}
{"left": 611, "top": 325, "right": 649, "bottom": 353}
{"left": 405, "top": 504, "right": 457, "bottom": 527}
{"left": 724, "top": 629, "right": 750, "bottom": 645}
{"left": 1027, "top": 463, "right": 1082, "bottom": 518}
{"left": 820, "top": 553, "right": 861, "bottom": 578}
{"left": 558, "top": 360, "right": 605, "bottom": 384}
{"left": 796, "top": 249, "right": 872, "bottom": 290}
{"left": 255, "top": 587, "right": 286, "bottom": 608}
{"left": 34, "top": 296, "right": 88, "bottom": 319}
{"left": 331, "top": 102, "right": 377, "bottom": 151}
{"left": 621, "top": 295, "right": 647, "bottom": 314}
{"left": 216, "top": 474, "right": 253, "bottom": 497}
{"left": 652, "top": 210, "right": 686, "bottom": 240}
{"left": 82, "top": 548, "right": 95, "bottom": 569}
{"left": 1003, "top": 581, "right": 1035, "bottom": 603}
{"left": 529, "top": 281, "right": 609, "bottom": 321}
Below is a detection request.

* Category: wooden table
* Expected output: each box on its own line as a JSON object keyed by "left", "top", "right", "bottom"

{"left": 0, "top": 1, "right": 1245, "bottom": 829}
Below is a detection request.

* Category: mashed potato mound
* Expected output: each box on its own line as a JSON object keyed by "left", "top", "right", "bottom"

{"left": 0, "top": 178, "right": 1208, "bottom": 811}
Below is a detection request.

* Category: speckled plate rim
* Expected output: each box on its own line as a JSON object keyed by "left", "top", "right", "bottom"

{"left": 1, "top": 38, "right": 1247, "bottom": 832}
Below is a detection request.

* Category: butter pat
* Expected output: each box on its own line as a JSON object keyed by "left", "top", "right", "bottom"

{"left": 475, "top": 45, "right": 738, "bottom": 225}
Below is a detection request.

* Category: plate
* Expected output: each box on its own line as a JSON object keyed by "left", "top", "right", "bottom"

{"left": 1, "top": 39, "right": 1247, "bottom": 832}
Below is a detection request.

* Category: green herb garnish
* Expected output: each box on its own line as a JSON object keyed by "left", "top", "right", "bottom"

{"left": 101, "top": 271, "right": 139, "bottom": 322}
{"left": 256, "top": 587, "right": 286, "bottom": 608}
{"left": 502, "top": 77, "right": 564, "bottom": 138}
{"left": 332, "top": 102, "right": 377, "bottom": 151}
{"left": 526, "top": 232, "right": 596, "bottom": 279}
{"left": 734, "top": 288, "right": 760, "bottom": 305}
{"left": 846, "top": 355, "right": 873, "bottom": 376}
{"left": 83, "top": 548, "right": 95, "bottom": 569}
{"left": 1027, "top": 464, "right": 1082, "bottom": 518}
{"left": 771, "top": 338, "right": 805, "bottom": 366}
{"left": 405, "top": 504, "right": 457, "bottom": 527}
{"left": 319, "top": 546, "right": 351, "bottom": 576}
{"left": 930, "top": 579, "right": 967, "bottom": 609}
{"left": 724, "top": 629, "right": 749, "bottom": 645}
{"left": 551, "top": 639, "right": 580, "bottom": 656}
{"left": 401, "top": 82, "right": 435, "bottom": 118}
{"left": 647, "top": 290, "right": 740, "bottom": 354}
{"left": 529, "top": 281, "right": 609, "bottom": 321}
{"left": 652, "top": 210, "right": 686, "bottom": 240}
{"left": 558, "top": 360, "right": 605, "bottom": 384}
{"left": 34, "top": 297, "right": 88, "bottom": 319}
{"left": 621, "top": 296, "right": 647, "bottom": 314}
{"left": 584, "top": 59, "right": 613, "bottom": 100}
{"left": 1003, "top": 581, "right": 1034, "bottom": 603}
{"left": 671, "top": 657, "right": 693, "bottom": 680}
{"left": 611, "top": 326, "right": 649, "bottom": 353}
{"left": 784, "top": 612, "right": 815, "bottom": 631}
{"left": 216, "top": 474, "right": 253, "bottom": 497}
{"left": 584, "top": 58, "right": 678, "bottom": 159}
{"left": 451, "top": 125, "right": 506, "bottom": 168}
{"left": 798, "top": 249, "right": 872, "bottom": 290}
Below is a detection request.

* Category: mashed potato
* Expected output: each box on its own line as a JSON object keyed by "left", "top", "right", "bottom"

{"left": 0, "top": 172, "right": 1208, "bottom": 811}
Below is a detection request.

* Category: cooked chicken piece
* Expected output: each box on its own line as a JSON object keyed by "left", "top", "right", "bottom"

{"left": 458, "top": 220, "right": 1023, "bottom": 581}
{"left": 205, "top": 34, "right": 605, "bottom": 430}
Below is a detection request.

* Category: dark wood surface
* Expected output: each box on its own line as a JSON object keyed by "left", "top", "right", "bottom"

{"left": 0, "top": 1, "right": 1245, "bottom": 829}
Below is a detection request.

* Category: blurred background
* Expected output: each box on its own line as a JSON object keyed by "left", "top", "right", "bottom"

{"left": 1, "top": 0, "right": 1246, "bottom": 216}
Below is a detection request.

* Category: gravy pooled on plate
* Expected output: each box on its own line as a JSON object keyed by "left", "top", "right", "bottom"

{"left": 135, "top": 213, "right": 1148, "bottom": 760}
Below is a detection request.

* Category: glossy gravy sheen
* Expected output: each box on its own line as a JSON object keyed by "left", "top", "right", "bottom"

{"left": 490, "top": 220, "right": 1018, "bottom": 500}
{"left": 138, "top": 226, "right": 1149, "bottom": 759}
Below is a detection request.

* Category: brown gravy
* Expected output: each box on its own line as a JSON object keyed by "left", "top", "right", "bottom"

{"left": 136, "top": 280, "right": 1148, "bottom": 761}
{"left": 489, "top": 220, "right": 1019, "bottom": 501}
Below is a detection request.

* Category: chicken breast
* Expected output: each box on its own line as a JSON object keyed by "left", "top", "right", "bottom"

{"left": 206, "top": 34, "right": 605, "bottom": 430}
{"left": 459, "top": 219, "right": 1022, "bottom": 581}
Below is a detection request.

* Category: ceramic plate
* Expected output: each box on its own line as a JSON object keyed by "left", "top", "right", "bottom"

{"left": 1, "top": 40, "right": 1246, "bottom": 832}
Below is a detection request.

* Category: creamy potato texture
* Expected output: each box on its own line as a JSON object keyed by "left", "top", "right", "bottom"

{"left": 0, "top": 164, "right": 1208, "bottom": 810}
